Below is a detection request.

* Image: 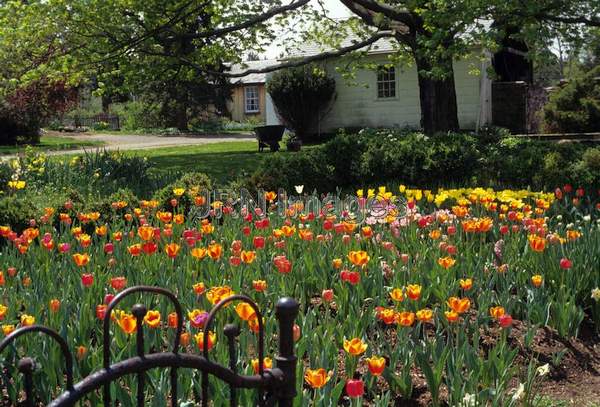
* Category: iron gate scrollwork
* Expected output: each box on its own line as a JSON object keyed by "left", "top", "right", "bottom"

{"left": 0, "top": 285, "right": 299, "bottom": 406}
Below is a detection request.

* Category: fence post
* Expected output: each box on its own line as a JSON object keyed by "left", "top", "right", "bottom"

{"left": 275, "top": 297, "right": 299, "bottom": 407}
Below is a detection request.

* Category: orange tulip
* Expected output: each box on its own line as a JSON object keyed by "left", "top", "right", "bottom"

{"left": 180, "top": 332, "right": 191, "bottom": 347}
{"left": 332, "top": 258, "right": 342, "bottom": 269}
{"left": 117, "top": 313, "right": 137, "bottom": 334}
{"left": 438, "top": 256, "right": 456, "bottom": 269}
{"left": 531, "top": 275, "right": 543, "bottom": 287}
{"left": 72, "top": 253, "right": 90, "bottom": 267}
{"left": 406, "top": 284, "right": 421, "bottom": 300}
{"left": 447, "top": 297, "right": 470, "bottom": 314}
{"left": 76, "top": 346, "right": 87, "bottom": 360}
{"left": 144, "top": 310, "right": 161, "bottom": 328}
{"left": 235, "top": 303, "right": 257, "bottom": 321}
{"left": 49, "top": 299, "right": 60, "bottom": 313}
{"left": 396, "top": 311, "right": 415, "bottom": 327}
{"left": 165, "top": 243, "right": 180, "bottom": 258}
{"left": 240, "top": 250, "right": 256, "bottom": 264}
{"left": 2, "top": 324, "right": 15, "bottom": 336}
{"left": 459, "top": 278, "right": 473, "bottom": 290}
{"left": 194, "top": 331, "right": 216, "bottom": 351}
{"left": 416, "top": 308, "right": 434, "bottom": 322}
{"left": 206, "top": 286, "right": 234, "bottom": 305}
{"left": 347, "top": 250, "right": 369, "bottom": 267}
{"left": 343, "top": 338, "right": 368, "bottom": 356}
{"left": 207, "top": 243, "right": 223, "bottom": 260}
{"left": 20, "top": 314, "right": 35, "bottom": 326}
{"left": 138, "top": 226, "right": 154, "bottom": 241}
{"left": 265, "top": 191, "right": 277, "bottom": 202}
{"left": 366, "top": 356, "right": 386, "bottom": 376}
{"left": 528, "top": 235, "right": 546, "bottom": 252}
{"left": 445, "top": 310, "right": 459, "bottom": 323}
{"left": 390, "top": 288, "right": 404, "bottom": 302}
{"left": 191, "top": 247, "right": 207, "bottom": 259}
{"left": 304, "top": 368, "right": 332, "bottom": 389}
{"left": 251, "top": 357, "right": 273, "bottom": 374}
{"left": 489, "top": 306, "right": 505, "bottom": 319}
{"left": 193, "top": 282, "right": 206, "bottom": 295}
{"left": 0, "top": 305, "right": 7, "bottom": 320}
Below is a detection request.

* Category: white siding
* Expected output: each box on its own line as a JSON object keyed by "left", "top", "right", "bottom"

{"left": 318, "top": 54, "right": 483, "bottom": 132}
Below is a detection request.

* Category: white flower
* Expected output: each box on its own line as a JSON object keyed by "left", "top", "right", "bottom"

{"left": 537, "top": 363, "right": 550, "bottom": 377}
{"left": 294, "top": 185, "right": 304, "bottom": 194}
{"left": 583, "top": 215, "right": 591, "bottom": 222}
{"left": 556, "top": 215, "right": 563, "bottom": 221}
{"left": 512, "top": 383, "right": 525, "bottom": 401}
{"left": 460, "top": 393, "right": 476, "bottom": 407}
{"left": 591, "top": 287, "right": 600, "bottom": 302}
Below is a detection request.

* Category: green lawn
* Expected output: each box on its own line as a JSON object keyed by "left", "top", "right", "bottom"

{"left": 130, "top": 141, "right": 265, "bottom": 183}
{"left": 126, "top": 141, "right": 304, "bottom": 184}
{"left": 0, "top": 135, "right": 104, "bottom": 155}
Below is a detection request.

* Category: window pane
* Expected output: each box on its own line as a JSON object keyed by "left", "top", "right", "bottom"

{"left": 376, "top": 66, "right": 396, "bottom": 99}
{"left": 245, "top": 86, "right": 259, "bottom": 112}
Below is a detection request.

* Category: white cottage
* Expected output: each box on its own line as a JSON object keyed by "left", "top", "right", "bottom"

{"left": 266, "top": 35, "right": 493, "bottom": 133}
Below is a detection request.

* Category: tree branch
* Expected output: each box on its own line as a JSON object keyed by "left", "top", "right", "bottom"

{"left": 180, "top": 31, "right": 395, "bottom": 78}
{"left": 179, "top": 0, "right": 311, "bottom": 40}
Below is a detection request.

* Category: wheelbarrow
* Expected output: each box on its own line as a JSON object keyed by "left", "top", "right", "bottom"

{"left": 254, "top": 125, "right": 285, "bottom": 152}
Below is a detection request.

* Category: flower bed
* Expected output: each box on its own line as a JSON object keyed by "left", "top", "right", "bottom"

{"left": 0, "top": 185, "right": 599, "bottom": 405}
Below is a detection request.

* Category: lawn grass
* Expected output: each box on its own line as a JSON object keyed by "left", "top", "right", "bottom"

{"left": 123, "top": 141, "right": 306, "bottom": 185}
{"left": 0, "top": 135, "right": 104, "bottom": 155}
{"left": 128, "top": 141, "right": 263, "bottom": 184}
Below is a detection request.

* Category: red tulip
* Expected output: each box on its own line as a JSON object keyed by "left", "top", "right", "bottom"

{"left": 559, "top": 258, "right": 572, "bottom": 270}
{"left": 340, "top": 270, "right": 360, "bottom": 285}
{"left": 322, "top": 289, "right": 334, "bottom": 302}
{"left": 555, "top": 188, "right": 563, "bottom": 199}
{"left": 242, "top": 226, "right": 251, "bottom": 236}
{"left": 345, "top": 379, "right": 364, "bottom": 398}
{"left": 104, "top": 294, "right": 115, "bottom": 304}
{"left": 498, "top": 314, "right": 513, "bottom": 328}
{"left": 563, "top": 184, "right": 572, "bottom": 193}
{"left": 253, "top": 236, "right": 265, "bottom": 249}
{"left": 104, "top": 242, "right": 114, "bottom": 254}
{"left": 81, "top": 273, "right": 94, "bottom": 287}
{"left": 576, "top": 188, "right": 584, "bottom": 197}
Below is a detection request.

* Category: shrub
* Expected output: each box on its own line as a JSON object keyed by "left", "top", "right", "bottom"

{"left": 0, "top": 195, "right": 38, "bottom": 233}
{"left": 544, "top": 66, "right": 600, "bottom": 133}
{"left": 249, "top": 149, "right": 334, "bottom": 192}
{"left": 0, "top": 79, "right": 77, "bottom": 145}
{"left": 110, "top": 100, "right": 163, "bottom": 131}
{"left": 153, "top": 172, "right": 212, "bottom": 212}
{"left": 267, "top": 64, "right": 336, "bottom": 141}
{"left": 251, "top": 127, "right": 600, "bottom": 192}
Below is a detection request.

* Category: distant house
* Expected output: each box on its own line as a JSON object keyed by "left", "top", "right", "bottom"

{"left": 263, "top": 36, "right": 493, "bottom": 133}
{"left": 227, "top": 59, "right": 278, "bottom": 123}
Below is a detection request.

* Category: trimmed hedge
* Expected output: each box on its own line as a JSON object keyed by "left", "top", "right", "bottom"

{"left": 250, "top": 128, "right": 600, "bottom": 192}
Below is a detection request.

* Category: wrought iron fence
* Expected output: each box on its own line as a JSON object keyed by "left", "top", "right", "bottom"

{"left": 62, "top": 114, "right": 120, "bottom": 131}
{"left": 0, "top": 285, "right": 299, "bottom": 406}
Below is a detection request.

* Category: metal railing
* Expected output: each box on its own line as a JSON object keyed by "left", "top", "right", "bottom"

{"left": 0, "top": 285, "right": 299, "bottom": 406}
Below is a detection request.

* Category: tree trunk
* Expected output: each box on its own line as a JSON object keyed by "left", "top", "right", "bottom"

{"left": 415, "top": 55, "right": 460, "bottom": 135}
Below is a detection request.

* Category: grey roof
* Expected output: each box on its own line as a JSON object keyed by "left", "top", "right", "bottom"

{"left": 228, "top": 59, "right": 278, "bottom": 84}
{"left": 287, "top": 32, "right": 396, "bottom": 58}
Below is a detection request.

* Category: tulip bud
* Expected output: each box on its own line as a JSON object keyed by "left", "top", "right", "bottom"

{"left": 293, "top": 324, "right": 301, "bottom": 342}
